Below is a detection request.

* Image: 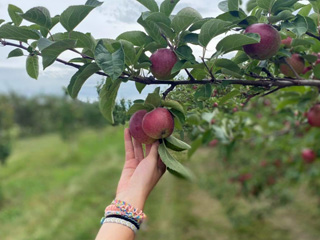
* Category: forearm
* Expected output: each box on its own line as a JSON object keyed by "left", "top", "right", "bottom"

{"left": 95, "top": 223, "right": 135, "bottom": 240}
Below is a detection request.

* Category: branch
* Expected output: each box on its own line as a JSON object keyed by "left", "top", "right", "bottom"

{"left": 162, "top": 84, "right": 176, "bottom": 99}
{"left": 306, "top": 31, "right": 320, "bottom": 41}
{"left": 2, "top": 39, "right": 320, "bottom": 90}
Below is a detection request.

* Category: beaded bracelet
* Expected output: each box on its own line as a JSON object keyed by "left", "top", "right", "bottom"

{"left": 101, "top": 199, "right": 147, "bottom": 233}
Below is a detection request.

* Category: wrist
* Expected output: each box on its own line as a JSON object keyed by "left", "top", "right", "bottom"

{"left": 115, "top": 190, "right": 147, "bottom": 210}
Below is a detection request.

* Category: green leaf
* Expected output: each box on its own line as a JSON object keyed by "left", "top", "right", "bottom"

{"left": 257, "top": 0, "right": 276, "bottom": 11}
{"left": 41, "top": 39, "right": 77, "bottom": 69}
{"left": 188, "top": 136, "right": 202, "bottom": 158}
{"left": 7, "top": 48, "right": 24, "bottom": 58}
{"left": 0, "top": 19, "right": 4, "bottom": 25}
{"left": 314, "top": 64, "right": 320, "bottom": 79}
{"left": 228, "top": 0, "right": 240, "bottom": 11}
{"left": 164, "top": 135, "right": 191, "bottom": 152}
{"left": 26, "top": 55, "right": 39, "bottom": 80}
{"left": 194, "top": 84, "right": 212, "bottom": 100}
{"left": 271, "top": 0, "right": 298, "bottom": 14}
{"left": 119, "top": 39, "right": 136, "bottom": 66}
{"left": 298, "top": 4, "right": 312, "bottom": 16}
{"left": 145, "top": 92, "right": 161, "bottom": 108}
{"left": 199, "top": 19, "right": 234, "bottom": 47}
{"left": 0, "top": 24, "right": 40, "bottom": 42}
{"left": 144, "top": 12, "right": 174, "bottom": 39}
{"left": 158, "top": 143, "right": 194, "bottom": 180}
{"left": 305, "top": 16, "right": 318, "bottom": 35}
{"left": 37, "top": 38, "right": 54, "bottom": 51}
{"left": 162, "top": 99, "right": 185, "bottom": 114}
{"left": 60, "top": 1, "right": 102, "bottom": 32}
{"left": 135, "top": 82, "right": 146, "bottom": 94}
{"left": 99, "top": 78, "right": 122, "bottom": 124}
{"left": 218, "top": 1, "right": 229, "bottom": 12}
{"left": 8, "top": 4, "right": 23, "bottom": 26}
{"left": 137, "top": 0, "right": 159, "bottom": 12}
{"left": 218, "top": 89, "right": 240, "bottom": 104}
{"left": 189, "top": 18, "right": 213, "bottom": 31}
{"left": 67, "top": 63, "right": 100, "bottom": 98}
{"left": 247, "top": 0, "right": 258, "bottom": 12}
{"left": 281, "top": 15, "right": 307, "bottom": 37}
{"left": 211, "top": 58, "right": 242, "bottom": 75}
{"left": 85, "top": 0, "right": 104, "bottom": 7}
{"left": 216, "top": 33, "right": 260, "bottom": 54}
{"left": 137, "top": 15, "right": 167, "bottom": 45}
{"left": 21, "top": 7, "right": 52, "bottom": 29}
{"left": 127, "top": 103, "right": 154, "bottom": 115}
{"left": 117, "top": 31, "right": 152, "bottom": 47}
{"left": 171, "top": 7, "right": 202, "bottom": 33}
{"left": 268, "top": 10, "right": 294, "bottom": 23}
{"left": 308, "top": 0, "right": 320, "bottom": 13}
{"left": 160, "top": 0, "right": 179, "bottom": 16}
{"left": 94, "top": 40, "right": 125, "bottom": 81}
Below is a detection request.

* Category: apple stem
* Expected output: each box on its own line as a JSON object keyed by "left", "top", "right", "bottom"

{"left": 161, "top": 33, "right": 174, "bottom": 51}
{"left": 201, "top": 57, "right": 216, "bottom": 81}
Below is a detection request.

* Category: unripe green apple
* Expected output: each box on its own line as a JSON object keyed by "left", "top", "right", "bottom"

{"left": 129, "top": 110, "right": 156, "bottom": 144}
{"left": 307, "top": 104, "right": 320, "bottom": 127}
{"left": 150, "top": 48, "right": 178, "bottom": 80}
{"left": 280, "top": 54, "right": 305, "bottom": 78}
{"left": 243, "top": 23, "right": 281, "bottom": 60}
{"left": 142, "top": 107, "right": 174, "bottom": 139}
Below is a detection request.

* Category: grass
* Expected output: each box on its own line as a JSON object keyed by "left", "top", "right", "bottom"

{"left": 0, "top": 127, "right": 320, "bottom": 240}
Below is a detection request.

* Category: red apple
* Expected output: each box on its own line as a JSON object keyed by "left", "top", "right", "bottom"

{"left": 243, "top": 23, "right": 281, "bottom": 60}
{"left": 238, "top": 173, "right": 252, "bottom": 183}
{"left": 281, "top": 37, "right": 292, "bottom": 47}
{"left": 142, "top": 107, "right": 174, "bottom": 139}
{"left": 301, "top": 148, "right": 317, "bottom": 163}
{"left": 150, "top": 48, "right": 178, "bottom": 80}
{"left": 129, "top": 110, "right": 156, "bottom": 144}
{"left": 209, "top": 139, "right": 218, "bottom": 147}
{"left": 211, "top": 119, "right": 216, "bottom": 124}
{"left": 307, "top": 104, "right": 320, "bottom": 127}
{"left": 280, "top": 53, "right": 305, "bottom": 78}
{"left": 213, "top": 102, "right": 218, "bottom": 107}
{"left": 232, "top": 107, "right": 238, "bottom": 113}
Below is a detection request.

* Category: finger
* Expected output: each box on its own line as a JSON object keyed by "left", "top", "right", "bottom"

{"left": 145, "top": 144, "right": 152, "bottom": 156}
{"left": 148, "top": 141, "right": 160, "bottom": 160}
{"left": 158, "top": 157, "right": 167, "bottom": 175}
{"left": 133, "top": 139, "right": 144, "bottom": 162}
{"left": 124, "top": 128, "right": 135, "bottom": 160}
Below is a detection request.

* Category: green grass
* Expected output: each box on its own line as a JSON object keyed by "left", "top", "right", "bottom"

{"left": 0, "top": 127, "right": 320, "bottom": 240}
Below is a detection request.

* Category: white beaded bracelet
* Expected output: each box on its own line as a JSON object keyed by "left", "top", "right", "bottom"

{"left": 103, "top": 217, "right": 138, "bottom": 233}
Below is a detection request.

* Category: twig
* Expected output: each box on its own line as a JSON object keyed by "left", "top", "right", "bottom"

{"left": 261, "top": 87, "right": 282, "bottom": 97}
{"left": 305, "top": 31, "right": 320, "bottom": 41}
{"left": 162, "top": 84, "right": 176, "bottom": 99}
{"left": 185, "top": 69, "right": 196, "bottom": 81}
{"left": 262, "top": 67, "right": 275, "bottom": 80}
{"left": 201, "top": 57, "right": 216, "bottom": 81}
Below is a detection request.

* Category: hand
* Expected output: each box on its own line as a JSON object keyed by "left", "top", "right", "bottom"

{"left": 115, "top": 128, "right": 166, "bottom": 210}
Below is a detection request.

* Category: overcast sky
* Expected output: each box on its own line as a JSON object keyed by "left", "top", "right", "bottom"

{"left": 0, "top": 0, "right": 242, "bottom": 101}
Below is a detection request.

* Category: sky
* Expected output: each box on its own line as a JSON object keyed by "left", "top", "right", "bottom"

{"left": 0, "top": 0, "right": 244, "bottom": 101}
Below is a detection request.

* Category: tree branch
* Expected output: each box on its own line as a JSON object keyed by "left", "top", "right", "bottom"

{"left": 162, "top": 84, "right": 176, "bottom": 99}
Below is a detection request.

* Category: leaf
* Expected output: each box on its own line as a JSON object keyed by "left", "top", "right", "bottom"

{"left": 218, "top": 1, "right": 229, "bottom": 12}
{"left": 21, "top": 7, "right": 52, "bottom": 29}
{"left": 268, "top": 10, "right": 294, "bottom": 23}
{"left": 67, "top": 63, "right": 100, "bottom": 98}
{"left": 314, "top": 64, "right": 320, "bottom": 79}
{"left": 218, "top": 89, "right": 240, "bottom": 104}
{"left": 160, "top": 0, "right": 179, "bottom": 16}
{"left": 188, "top": 136, "right": 202, "bottom": 158}
{"left": 85, "top": 0, "right": 104, "bottom": 7}
{"left": 194, "top": 84, "right": 212, "bottom": 100}
{"left": 228, "top": 0, "right": 240, "bottom": 11}
{"left": 137, "top": 15, "right": 167, "bottom": 45}
{"left": 171, "top": 109, "right": 185, "bottom": 125}
{"left": 257, "top": 0, "right": 276, "bottom": 11}
{"left": 171, "top": 7, "right": 202, "bottom": 33}
{"left": 37, "top": 38, "right": 53, "bottom": 51}
{"left": 127, "top": 103, "right": 153, "bottom": 115}
{"left": 164, "top": 135, "right": 191, "bottom": 152}
{"left": 8, "top": 4, "right": 23, "bottom": 26}
{"left": 162, "top": 99, "right": 185, "bottom": 114}
{"left": 145, "top": 92, "right": 161, "bottom": 108}
{"left": 0, "top": 24, "right": 40, "bottom": 42}
{"left": 158, "top": 143, "right": 194, "bottom": 180}
{"left": 281, "top": 15, "right": 308, "bottom": 37}
{"left": 135, "top": 82, "right": 146, "bottom": 93}
{"left": 94, "top": 40, "right": 125, "bottom": 81}
{"left": 41, "top": 39, "right": 77, "bottom": 69}
{"left": 60, "top": 1, "right": 103, "bottom": 32}
{"left": 298, "top": 4, "right": 312, "bottom": 16}
{"left": 216, "top": 33, "right": 260, "bottom": 54}
{"left": 175, "top": 45, "right": 195, "bottom": 62}
{"left": 271, "top": 0, "right": 298, "bottom": 14}
{"left": 117, "top": 31, "right": 152, "bottom": 47}
{"left": 7, "top": 48, "right": 24, "bottom": 58}
{"left": 137, "top": 0, "right": 159, "bottom": 12}
{"left": 199, "top": 19, "right": 234, "bottom": 47}
{"left": 26, "top": 55, "right": 39, "bottom": 80}
{"left": 189, "top": 18, "right": 213, "bottom": 31}
{"left": 99, "top": 78, "right": 122, "bottom": 124}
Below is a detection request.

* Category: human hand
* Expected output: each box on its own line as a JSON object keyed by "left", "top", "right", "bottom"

{"left": 115, "top": 128, "right": 166, "bottom": 210}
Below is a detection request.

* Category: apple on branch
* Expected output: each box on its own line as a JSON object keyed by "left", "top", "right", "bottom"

{"left": 280, "top": 53, "right": 305, "bottom": 78}
{"left": 243, "top": 23, "right": 281, "bottom": 60}
{"left": 150, "top": 48, "right": 178, "bottom": 80}
{"left": 307, "top": 104, "right": 320, "bottom": 127}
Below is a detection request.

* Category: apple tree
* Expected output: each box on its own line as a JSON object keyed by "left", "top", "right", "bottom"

{"left": 0, "top": 0, "right": 320, "bottom": 204}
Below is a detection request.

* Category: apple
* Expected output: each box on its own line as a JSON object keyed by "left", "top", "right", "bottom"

{"left": 213, "top": 102, "right": 218, "bottom": 107}
{"left": 301, "top": 148, "right": 317, "bottom": 163}
{"left": 232, "top": 107, "right": 238, "bottom": 113}
{"left": 307, "top": 104, "right": 320, "bottom": 127}
{"left": 129, "top": 110, "right": 157, "bottom": 144}
{"left": 280, "top": 53, "right": 305, "bottom": 78}
{"left": 142, "top": 107, "right": 174, "bottom": 139}
{"left": 150, "top": 48, "right": 178, "bottom": 80}
{"left": 238, "top": 173, "right": 252, "bottom": 183}
{"left": 209, "top": 139, "right": 218, "bottom": 147}
{"left": 243, "top": 23, "right": 281, "bottom": 60}
{"left": 281, "top": 37, "right": 292, "bottom": 47}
